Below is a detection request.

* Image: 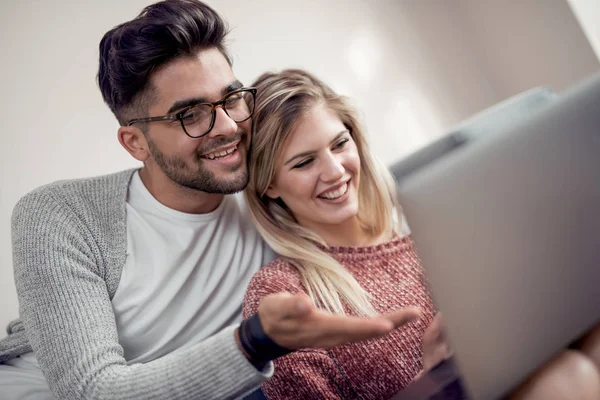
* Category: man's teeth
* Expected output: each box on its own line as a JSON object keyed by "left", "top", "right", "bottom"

{"left": 204, "top": 146, "right": 237, "bottom": 160}
{"left": 320, "top": 183, "right": 348, "bottom": 199}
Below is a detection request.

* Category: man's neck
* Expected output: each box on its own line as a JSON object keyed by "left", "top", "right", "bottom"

{"left": 138, "top": 167, "right": 224, "bottom": 214}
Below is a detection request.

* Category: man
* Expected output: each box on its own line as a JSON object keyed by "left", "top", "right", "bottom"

{"left": 0, "top": 1, "right": 419, "bottom": 399}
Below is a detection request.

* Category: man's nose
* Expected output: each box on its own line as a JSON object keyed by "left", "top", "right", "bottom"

{"left": 205, "top": 106, "right": 238, "bottom": 138}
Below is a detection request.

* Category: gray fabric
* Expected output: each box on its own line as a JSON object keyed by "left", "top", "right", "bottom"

{"left": 0, "top": 352, "right": 54, "bottom": 400}
{"left": 390, "top": 87, "right": 558, "bottom": 185}
{"left": 0, "top": 328, "right": 30, "bottom": 364}
{"left": 0, "top": 168, "right": 268, "bottom": 399}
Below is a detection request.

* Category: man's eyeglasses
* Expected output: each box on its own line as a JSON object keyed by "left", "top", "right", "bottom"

{"left": 127, "top": 87, "right": 257, "bottom": 139}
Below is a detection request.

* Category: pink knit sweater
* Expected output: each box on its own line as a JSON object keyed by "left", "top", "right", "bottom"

{"left": 242, "top": 236, "right": 436, "bottom": 400}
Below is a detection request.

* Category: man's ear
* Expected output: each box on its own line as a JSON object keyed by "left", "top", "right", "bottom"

{"left": 118, "top": 125, "right": 151, "bottom": 162}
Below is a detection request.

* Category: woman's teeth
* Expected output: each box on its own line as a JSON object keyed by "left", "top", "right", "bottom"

{"left": 203, "top": 146, "right": 237, "bottom": 160}
{"left": 319, "top": 183, "right": 348, "bottom": 199}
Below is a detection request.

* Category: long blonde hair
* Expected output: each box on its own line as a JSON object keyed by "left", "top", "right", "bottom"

{"left": 245, "top": 69, "right": 401, "bottom": 316}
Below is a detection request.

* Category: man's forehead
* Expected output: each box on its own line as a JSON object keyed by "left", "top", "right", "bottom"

{"left": 149, "top": 49, "right": 237, "bottom": 110}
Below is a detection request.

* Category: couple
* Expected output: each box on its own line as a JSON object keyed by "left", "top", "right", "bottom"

{"left": 1, "top": 1, "right": 599, "bottom": 399}
{"left": 0, "top": 1, "right": 443, "bottom": 399}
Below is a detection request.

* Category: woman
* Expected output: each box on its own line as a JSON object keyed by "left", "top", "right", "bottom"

{"left": 242, "top": 69, "right": 443, "bottom": 399}
{"left": 241, "top": 69, "right": 600, "bottom": 400}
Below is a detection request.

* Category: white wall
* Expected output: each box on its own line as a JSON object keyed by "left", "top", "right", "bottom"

{"left": 0, "top": 0, "right": 597, "bottom": 330}
{"left": 568, "top": 0, "right": 600, "bottom": 62}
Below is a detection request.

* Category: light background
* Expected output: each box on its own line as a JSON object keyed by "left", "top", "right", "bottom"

{"left": 0, "top": 0, "right": 598, "bottom": 329}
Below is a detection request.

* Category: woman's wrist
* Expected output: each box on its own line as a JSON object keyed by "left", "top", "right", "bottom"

{"left": 235, "top": 326, "right": 269, "bottom": 370}
{"left": 236, "top": 313, "right": 293, "bottom": 370}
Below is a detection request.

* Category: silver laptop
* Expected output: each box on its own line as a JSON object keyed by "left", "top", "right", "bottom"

{"left": 396, "top": 73, "right": 600, "bottom": 399}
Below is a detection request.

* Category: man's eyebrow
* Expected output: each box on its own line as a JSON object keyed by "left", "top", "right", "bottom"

{"left": 166, "top": 80, "right": 244, "bottom": 114}
{"left": 223, "top": 80, "right": 244, "bottom": 94}
{"left": 283, "top": 129, "right": 349, "bottom": 166}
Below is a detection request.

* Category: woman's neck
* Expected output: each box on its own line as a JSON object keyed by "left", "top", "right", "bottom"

{"left": 309, "top": 217, "right": 391, "bottom": 248}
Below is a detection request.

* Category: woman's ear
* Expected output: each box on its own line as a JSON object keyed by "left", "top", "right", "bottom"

{"left": 265, "top": 184, "right": 280, "bottom": 200}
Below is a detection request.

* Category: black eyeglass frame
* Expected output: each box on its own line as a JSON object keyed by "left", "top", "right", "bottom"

{"left": 126, "top": 87, "right": 257, "bottom": 138}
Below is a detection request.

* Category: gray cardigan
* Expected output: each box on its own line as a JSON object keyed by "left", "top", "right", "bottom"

{"left": 0, "top": 169, "right": 269, "bottom": 399}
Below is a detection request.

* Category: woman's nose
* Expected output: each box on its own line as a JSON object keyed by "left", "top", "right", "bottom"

{"left": 320, "top": 153, "right": 345, "bottom": 182}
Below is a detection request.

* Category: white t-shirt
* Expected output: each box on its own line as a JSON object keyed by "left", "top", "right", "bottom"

{"left": 111, "top": 172, "right": 274, "bottom": 364}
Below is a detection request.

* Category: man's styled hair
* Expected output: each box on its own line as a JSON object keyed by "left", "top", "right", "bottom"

{"left": 245, "top": 69, "right": 402, "bottom": 316}
{"left": 97, "top": 0, "right": 231, "bottom": 126}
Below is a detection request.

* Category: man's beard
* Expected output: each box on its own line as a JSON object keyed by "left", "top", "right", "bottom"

{"left": 147, "top": 132, "right": 249, "bottom": 194}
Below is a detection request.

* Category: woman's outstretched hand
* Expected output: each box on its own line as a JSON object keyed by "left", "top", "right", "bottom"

{"left": 257, "top": 292, "right": 421, "bottom": 350}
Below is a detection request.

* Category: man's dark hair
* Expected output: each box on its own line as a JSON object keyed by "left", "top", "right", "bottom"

{"left": 97, "top": 0, "right": 231, "bottom": 126}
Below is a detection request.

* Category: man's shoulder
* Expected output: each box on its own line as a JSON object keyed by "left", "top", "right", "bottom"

{"left": 13, "top": 168, "right": 137, "bottom": 219}
{"left": 17, "top": 169, "right": 136, "bottom": 204}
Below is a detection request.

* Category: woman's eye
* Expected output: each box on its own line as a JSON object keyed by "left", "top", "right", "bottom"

{"left": 333, "top": 138, "right": 349, "bottom": 150}
{"left": 293, "top": 158, "right": 313, "bottom": 169}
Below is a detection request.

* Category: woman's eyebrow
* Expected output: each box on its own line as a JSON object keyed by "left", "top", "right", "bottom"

{"left": 283, "top": 129, "right": 349, "bottom": 166}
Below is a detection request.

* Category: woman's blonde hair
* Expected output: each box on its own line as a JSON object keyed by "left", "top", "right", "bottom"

{"left": 245, "top": 69, "right": 401, "bottom": 316}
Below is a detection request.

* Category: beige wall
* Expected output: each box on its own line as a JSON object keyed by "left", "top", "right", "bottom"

{"left": 0, "top": 0, "right": 597, "bottom": 330}
{"left": 458, "top": 0, "right": 599, "bottom": 99}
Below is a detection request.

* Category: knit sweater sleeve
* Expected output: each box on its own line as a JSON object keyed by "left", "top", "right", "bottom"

{"left": 257, "top": 350, "right": 352, "bottom": 400}
{"left": 12, "top": 190, "right": 268, "bottom": 400}
{"left": 243, "top": 260, "right": 355, "bottom": 400}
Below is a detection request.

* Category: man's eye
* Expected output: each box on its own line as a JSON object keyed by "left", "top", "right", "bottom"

{"left": 225, "top": 94, "right": 243, "bottom": 107}
{"left": 293, "top": 158, "right": 313, "bottom": 169}
{"left": 181, "top": 106, "right": 211, "bottom": 124}
{"left": 181, "top": 112, "right": 195, "bottom": 121}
